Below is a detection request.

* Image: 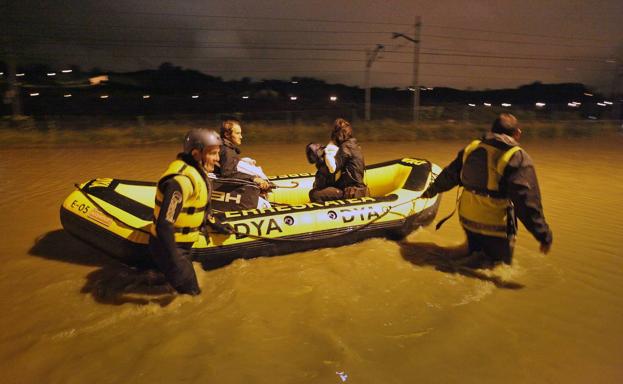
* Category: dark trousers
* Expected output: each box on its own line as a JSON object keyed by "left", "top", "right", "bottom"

{"left": 309, "top": 187, "right": 344, "bottom": 202}
{"left": 148, "top": 236, "right": 200, "bottom": 295}
{"left": 465, "top": 229, "right": 514, "bottom": 265}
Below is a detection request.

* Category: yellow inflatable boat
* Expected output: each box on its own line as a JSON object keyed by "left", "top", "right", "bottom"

{"left": 60, "top": 158, "right": 441, "bottom": 267}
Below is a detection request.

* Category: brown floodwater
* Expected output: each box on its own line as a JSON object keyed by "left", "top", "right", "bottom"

{"left": 1, "top": 137, "right": 622, "bottom": 383}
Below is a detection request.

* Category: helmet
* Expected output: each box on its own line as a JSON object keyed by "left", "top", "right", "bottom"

{"left": 183, "top": 129, "right": 221, "bottom": 153}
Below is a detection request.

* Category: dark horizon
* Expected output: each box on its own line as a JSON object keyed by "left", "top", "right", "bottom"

{"left": 3, "top": 1, "right": 622, "bottom": 92}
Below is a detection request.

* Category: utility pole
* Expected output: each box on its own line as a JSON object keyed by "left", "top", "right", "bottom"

{"left": 364, "top": 44, "right": 384, "bottom": 121}
{"left": 392, "top": 16, "right": 422, "bottom": 123}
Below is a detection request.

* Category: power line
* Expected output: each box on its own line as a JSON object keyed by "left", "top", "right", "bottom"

{"left": 26, "top": 8, "right": 615, "bottom": 44}
{"left": 91, "top": 10, "right": 414, "bottom": 27}
{"left": 423, "top": 33, "right": 615, "bottom": 49}
{"left": 424, "top": 24, "right": 615, "bottom": 43}
{"left": 14, "top": 33, "right": 617, "bottom": 62}
{"left": 10, "top": 20, "right": 619, "bottom": 49}
{"left": 17, "top": 41, "right": 612, "bottom": 63}
{"left": 10, "top": 20, "right": 397, "bottom": 35}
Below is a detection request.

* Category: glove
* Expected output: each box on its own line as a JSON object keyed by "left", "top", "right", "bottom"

{"left": 205, "top": 215, "right": 234, "bottom": 234}
{"left": 421, "top": 188, "right": 437, "bottom": 199}
{"left": 539, "top": 242, "right": 551, "bottom": 255}
{"left": 254, "top": 177, "right": 271, "bottom": 191}
{"left": 211, "top": 221, "right": 234, "bottom": 234}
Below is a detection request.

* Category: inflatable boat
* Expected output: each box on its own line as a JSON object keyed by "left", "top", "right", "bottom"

{"left": 60, "top": 158, "right": 441, "bottom": 268}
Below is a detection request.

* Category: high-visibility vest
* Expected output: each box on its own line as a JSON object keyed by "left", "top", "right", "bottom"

{"left": 150, "top": 160, "right": 209, "bottom": 243}
{"left": 458, "top": 140, "right": 522, "bottom": 238}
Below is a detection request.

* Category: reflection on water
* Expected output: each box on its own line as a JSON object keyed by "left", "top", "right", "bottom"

{"left": 1, "top": 138, "right": 623, "bottom": 383}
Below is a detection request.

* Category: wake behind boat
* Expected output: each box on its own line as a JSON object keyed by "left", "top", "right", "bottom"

{"left": 60, "top": 157, "right": 441, "bottom": 268}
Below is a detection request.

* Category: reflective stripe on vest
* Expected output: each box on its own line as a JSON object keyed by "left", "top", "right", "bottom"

{"left": 458, "top": 141, "right": 522, "bottom": 238}
{"left": 150, "top": 159, "right": 208, "bottom": 243}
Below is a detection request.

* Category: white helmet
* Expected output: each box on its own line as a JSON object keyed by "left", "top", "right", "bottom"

{"left": 183, "top": 129, "right": 221, "bottom": 153}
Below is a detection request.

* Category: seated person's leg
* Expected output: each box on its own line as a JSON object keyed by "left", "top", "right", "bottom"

{"left": 309, "top": 187, "right": 344, "bottom": 202}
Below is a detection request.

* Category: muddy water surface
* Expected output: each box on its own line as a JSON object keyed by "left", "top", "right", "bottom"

{"left": 1, "top": 138, "right": 622, "bottom": 383}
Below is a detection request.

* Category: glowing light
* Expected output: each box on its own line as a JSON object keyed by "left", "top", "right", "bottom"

{"left": 597, "top": 102, "right": 606, "bottom": 106}
{"left": 47, "top": 72, "right": 56, "bottom": 76}
{"left": 426, "top": 87, "right": 434, "bottom": 90}
{"left": 16, "top": 73, "right": 25, "bottom": 77}
{"left": 291, "top": 81, "right": 299, "bottom": 84}
{"left": 100, "top": 95, "right": 109, "bottom": 99}
{"left": 0, "top": 72, "right": 3, "bottom": 75}
{"left": 467, "top": 103, "right": 476, "bottom": 107}
{"left": 64, "top": 94, "right": 72, "bottom": 98}
{"left": 29, "top": 92, "right": 40, "bottom": 97}
{"left": 568, "top": 102, "right": 580, "bottom": 107}
{"left": 535, "top": 102, "right": 546, "bottom": 108}
{"left": 192, "top": 95, "right": 199, "bottom": 99}
{"left": 483, "top": 102, "right": 492, "bottom": 107}
{"left": 330, "top": 96, "right": 338, "bottom": 101}
{"left": 143, "top": 95, "right": 150, "bottom": 99}
{"left": 290, "top": 96, "right": 298, "bottom": 101}
{"left": 89, "top": 75, "right": 109, "bottom": 85}
{"left": 584, "top": 92, "right": 593, "bottom": 97}
{"left": 242, "top": 95, "right": 249, "bottom": 99}
{"left": 501, "top": 103, "right": 512, "bottom": 107}
{"left": 61, "top": 69, "right": 73, "bottom": 73}
{"left": 408, "top": 87, "right": 415, "bottom": 91}
{"left": 603, "top": 101, "right": 613, "bottom": 105}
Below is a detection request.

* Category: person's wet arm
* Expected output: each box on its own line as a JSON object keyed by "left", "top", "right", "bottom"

{"left": 505, "top": 152, "right": 553, "bottom": 245}
{"left": 424, "top": 150, "right": 464, "bottom": 196}
{"left": 154, "top": 178, "right": 185, "bottom": 253}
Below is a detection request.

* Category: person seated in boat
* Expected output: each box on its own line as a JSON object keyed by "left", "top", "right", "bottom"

{"left": 308, "top": 118, "right": 369, "bottom": 202}
{"left": 215, "top": 118, "right": 271, "bottom": 209}
{"left": 215, "top": 119, "right": 270, "bottom": 189}
{"left": 149, "top": 129, "right": 232, "bottom": 296}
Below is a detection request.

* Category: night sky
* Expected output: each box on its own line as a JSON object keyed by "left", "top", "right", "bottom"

{"left": 6, "top": 0, "right": 623, "bottom": 91}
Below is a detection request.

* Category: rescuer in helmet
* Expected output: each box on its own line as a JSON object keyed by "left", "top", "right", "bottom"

{"left": 149, "top": 129, "right": 231, "bottom": 295}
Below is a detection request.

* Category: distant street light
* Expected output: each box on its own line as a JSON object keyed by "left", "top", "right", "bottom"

{"left": 467, "top": 103, "right": 476, "bottom": 107}
{"left": 192, "top": 95, "right": 199, "bottom": 99}
{"left": 29, "top": 92, "right": 39, "bottom": 97}
{"left": 501, "top": 103, "right": 512, "bottom": 107}
{"left": 143, "top": 95, "right": 151, "bottom": 99}
{"left": 16, "top": 73, "right": 25, "bottom": 77}
{"left": 61, "top": 69, "right": 73, "bottom": 73}
{"left": 100, "top": 95, "right": 109, "bottom": 99}
{"left": 483, "top": 102, "right": 492, "bottom": 107}
{"left": 330, "top": 96, "right": 338, "bottom": 102}
{"left": 242, "top": 95, "right": 249, "bottom": 99}
{"left": 64, "top": 94, "right": 72, "bottom": 98}
{"left": 290, "top": 96, "right": 298, "bottom": 101}
{"left": 535, "top": 102, "right": 546, "bottom": 108}
{"left": 47, "top": 72, "right": 56, "bottom": 76}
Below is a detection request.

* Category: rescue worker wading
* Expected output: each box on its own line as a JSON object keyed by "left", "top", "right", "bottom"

{"left": 149, "top": 129, "right": 231, "bottom": 295}
{"left": 422, "top": 113, "right": 553, "bottom": 267}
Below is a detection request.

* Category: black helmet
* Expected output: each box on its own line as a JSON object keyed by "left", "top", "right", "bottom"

{"left": 183, "top": 129, "right": 221, "bottom": 153}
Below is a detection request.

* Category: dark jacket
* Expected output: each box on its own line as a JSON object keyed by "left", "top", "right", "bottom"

{"left": 426, "top": 133, "right": 553, "bottom": 245}
{"left": 215, "top": 139, "right": 255, "bottom": 181}
{"left": 334, "top": 138, "right": 366, "bottom": 189}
